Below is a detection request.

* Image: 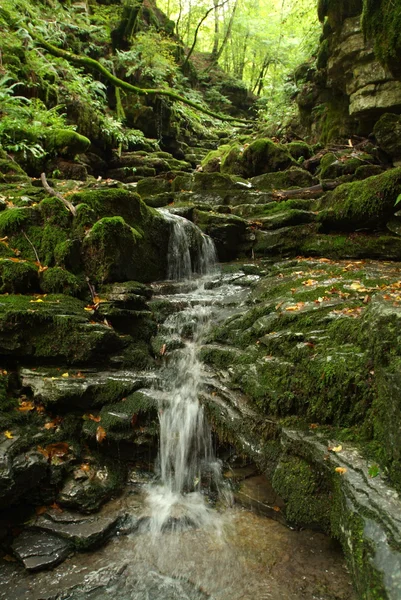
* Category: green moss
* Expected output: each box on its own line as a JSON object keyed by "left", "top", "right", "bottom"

{"left": 272, "top": 455, "right": 331, "bottom": 530}
{"left": 0, "top": 258, "right": 39, "bottom": 293}
{"left": 45, "top": 129, "right": 91, "bottom": 158}
{"left": 321, "top": 167, "right": 401, "bottom": 229}
{"left": 0, "top": 207, "right": 34, "bottom": 235}
{"left": 40, "top": 266, "right": 80, "bottom": 295}
{"left": 241, "top": 138, "right": 295, "bottom": 178}
{"left": 71, "top": 188, "right": 151, "bottom": 229}
{"left": 286, "top": 141, "right": 313, "bottom": 161}
{"left": 362, "top": 0, "right": 401, "bottom": 76}
{"left": 0, "top": 158, "right": 30, "bottom": 183}
{"left": 39, "top": 197, "right": 72, "bottom": 228}
{"left": 251, "top": 168, "right": 314, "bottom": 191}
{"left": 318, "top": 0, "right": 362, "bottom": 28}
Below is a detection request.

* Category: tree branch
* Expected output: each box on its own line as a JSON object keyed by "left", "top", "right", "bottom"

{"left": 33, "top": 35, "right": 254, "bottom": 125}
{"left": 41, "top": 172, "right": 77, "bottom": 216}
{"left": 182, "top": 0, "right": 230, "bottom": 69}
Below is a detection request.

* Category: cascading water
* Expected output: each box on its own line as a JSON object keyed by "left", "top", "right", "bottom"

{"left": 146, "top": 211, "right": 229, "bottom": 533}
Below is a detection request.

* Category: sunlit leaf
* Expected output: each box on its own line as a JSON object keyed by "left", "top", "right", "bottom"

{"left": 335, "top": 467, "right": 347, "bottom": 475}
{"left": 4, "top": 431, "right": 13, "bottom": 439}
{"left": 96, "top": 425, "right": 107, "bottom": 443}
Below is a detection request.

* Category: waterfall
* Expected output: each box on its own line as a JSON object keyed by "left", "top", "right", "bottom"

{"left": 146, "top": 211, "right": 228, "bottom": 533}
{"left": 158, "top": 209, "right": 217, "bottom": 280}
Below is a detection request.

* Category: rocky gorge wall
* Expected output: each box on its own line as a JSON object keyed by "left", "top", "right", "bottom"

{"left": 296, "top": 0, "right": 401, "bottom": 141}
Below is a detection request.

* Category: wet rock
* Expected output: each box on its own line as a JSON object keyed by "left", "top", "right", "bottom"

{"left": 21, "top": 368, "right": 155, "bottom": 409}
{"left": 58, "top": 462, "right": 125, "bottom": 513}
{"left": 32, "top": 508, "right": 122, "bottom": 551}
{"left": 0, "top": 295, "right": 123, "bottom": 364}
{"left": 11, "top": 530, "right": 72, "bottom": 571}
{"left": 0, "top": 437, "right": 48, "bottom": 509}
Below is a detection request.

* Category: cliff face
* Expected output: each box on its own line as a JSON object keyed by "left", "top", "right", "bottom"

{"left": 297, "top": 0, "right": 401, "bottom": 140}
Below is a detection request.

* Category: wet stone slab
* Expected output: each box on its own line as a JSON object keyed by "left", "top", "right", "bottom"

{"left": 11, "top": 530, "right": 72, "bottom": 571}
{"left": 32, "top": 508, "right": 124, "bottom": 551}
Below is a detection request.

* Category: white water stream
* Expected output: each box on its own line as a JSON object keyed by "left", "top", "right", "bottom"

{"left": 146, "top": 211, "right": 229, "bottom": 534}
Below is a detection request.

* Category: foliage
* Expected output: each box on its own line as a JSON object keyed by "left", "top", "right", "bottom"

{"left": 116, "top": 29, "right": 181, "bottom": 88}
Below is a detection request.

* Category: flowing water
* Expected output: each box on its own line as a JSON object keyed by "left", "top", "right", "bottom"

{"left": 146, "top": 210, "right": 229, "bottom": 534}
{"left": 0, "top": 214, "right": 357, "bottom": 600}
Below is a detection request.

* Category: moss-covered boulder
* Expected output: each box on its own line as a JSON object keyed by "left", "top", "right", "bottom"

{"left": 318, "top": 152, "right": 365, "bottom": 180}
{"left": 286, "top": 141, "right": 313, "bottom": 161}
{"left": 374, "top": 113, "right": 401, "bottom": 165}
{"left": 71, "top": 188, "right": 152, "bottom": 229}
{"left": 39, "top": 267, "right": 80, "bottom": 295}
{"left": 0, "top": 258, "right": 39, "bottom": 293}
{"left": 320, "top": 167, "right": 401, "bottom": 229}
{"left": 82, "top": 215, "right": 168, "bottom": 283}
{"left": 0, "top": 294, "right": 123, "bottom": 364}
{"left": 45, "top": 129, "right": 91, "bottom": 159}
{"left": 251, "top": 168, "right": 315, "bottom": 191}
{"left": 240, "top": 139, "right": 296, "bottom": 178}
{"left": 0, "top": 158, "right": 30, "bottom": 184}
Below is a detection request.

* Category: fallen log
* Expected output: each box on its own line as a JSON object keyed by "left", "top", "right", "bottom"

{"left": 271, "top": 180, "right": 340, "bottom": 200}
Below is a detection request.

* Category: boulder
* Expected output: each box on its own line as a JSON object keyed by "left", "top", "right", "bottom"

{"left": 374, "top": 113, "right": 401, "bottom": 166}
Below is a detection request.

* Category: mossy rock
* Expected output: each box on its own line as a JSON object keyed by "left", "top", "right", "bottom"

{"left": 39, "top": 197, "right": 73, "bottom": 229}
{"left": 286, "top": 141, "right": 313, "bottom": 161}
{"left": 0, "top": 206, "right": 38, "bottom": 235}
{"left": 136, "top": 177, "right": 172, "bottom": 198}
{"left": 362, "top": 0, "right": 401, "bottom": 77}
{"left": 272, "top": 455, "right": 331, "bottom": 531}
{"left": 0, "top": 294, "right": 123, "bottom": 363}
{"left": 320, "top": 167, "right": 401, "bottom": 229}
{"left": 71, "top": 188, "right": 151, "bottom": 229}
{"left": 318, "top": 153, "right": 364, "bottom": 180}
{"left": 251, "top": 168, "right": 315, "bottom": 191}
{"left": 82, "top": 215, "right": 167, "bottom": 283}
{"left": 192, "top": 172, "right": 245, "bottom": 192}
{"left": 0, "top": 159, "right": 30, "bottom": 184}
{"left": 240, "top": 139, "right": 295, "bottom": 178}
{"left": 40, "top": 267, "right": 80, "bottom": 295}
{"left": 373, "top": 113, "right": 401, "bottom": 164}
{"left": 45, "top": 129, "right": 91, "bottom": 159}
{"left": 0, "top": 258, "right": 39, "bottom": 293}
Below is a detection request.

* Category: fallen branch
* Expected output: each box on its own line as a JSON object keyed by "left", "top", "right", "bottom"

{"left": 22, "top": 230, "right": 41, "bottom": 265}
{"left": 33, "top": 35, "right": 253, "bottom": 125}
{"left": 40, "top": 172, "right": 77, "bottom": 216}
{"left": 271, "top": 181, "right": 341, "bottom": 200}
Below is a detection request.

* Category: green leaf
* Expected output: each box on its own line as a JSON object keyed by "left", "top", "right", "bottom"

{"left": 368, "top": 464, "right": 380, "bottom": 478}
{"left": 395, "top": 193, "right": 401, "bottom": 206}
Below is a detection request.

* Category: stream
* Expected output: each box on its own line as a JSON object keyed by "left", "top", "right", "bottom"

{"left": 0, "top": 214, "right": 356, "bottom": 600}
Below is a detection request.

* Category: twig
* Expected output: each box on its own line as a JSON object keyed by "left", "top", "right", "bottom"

{"left": 40, "top": 172, "right": 77, "bottom": 216}
{"left": 22, "top": 230, "right": 41, "bottom": 265}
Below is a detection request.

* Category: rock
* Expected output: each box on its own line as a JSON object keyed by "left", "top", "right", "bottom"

{"left": 0, "top": 159, "right": 30, "bottom": 184}
{"left": 0, "top": 437, "right": 48, "bottom": 509}
{"left": 82, "top": 214, "right": 169, "bottom": 284}
{"left": 32, "top": 508, "right": 121, "bottom": 551}
{"left": 240, "top": 138, "right": 295, "bottom": 178}
{"left": 193, "top": 210, "right": 247, "bottom": 261}
{"left": 0, "top": 258, "right": 39, "bottom": 294}
{"left": 58, "top": 462, "right": 125, "bottom": 513}
{"left": 374, "top": 113, "right": 401, "bottom": 165}
{"left": 251, "top": 168, "right": 315, "bottom": 190}
{"left": 285, "top": 141, "right": 313, "bottom": 160}
{"left": 11, "top": 530, "right": 72, "bottom": 571}
{"left": 45, "top": 129, "right": 90, "bottom": 158}
{"left": 0, "top": 294, "right": 123, "bottom": 364}
{"left": 320, "top": 167, "right": 401, "bottom": 229}
{"left": 20, "top": 367, "right": 155, "bottom": 409}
